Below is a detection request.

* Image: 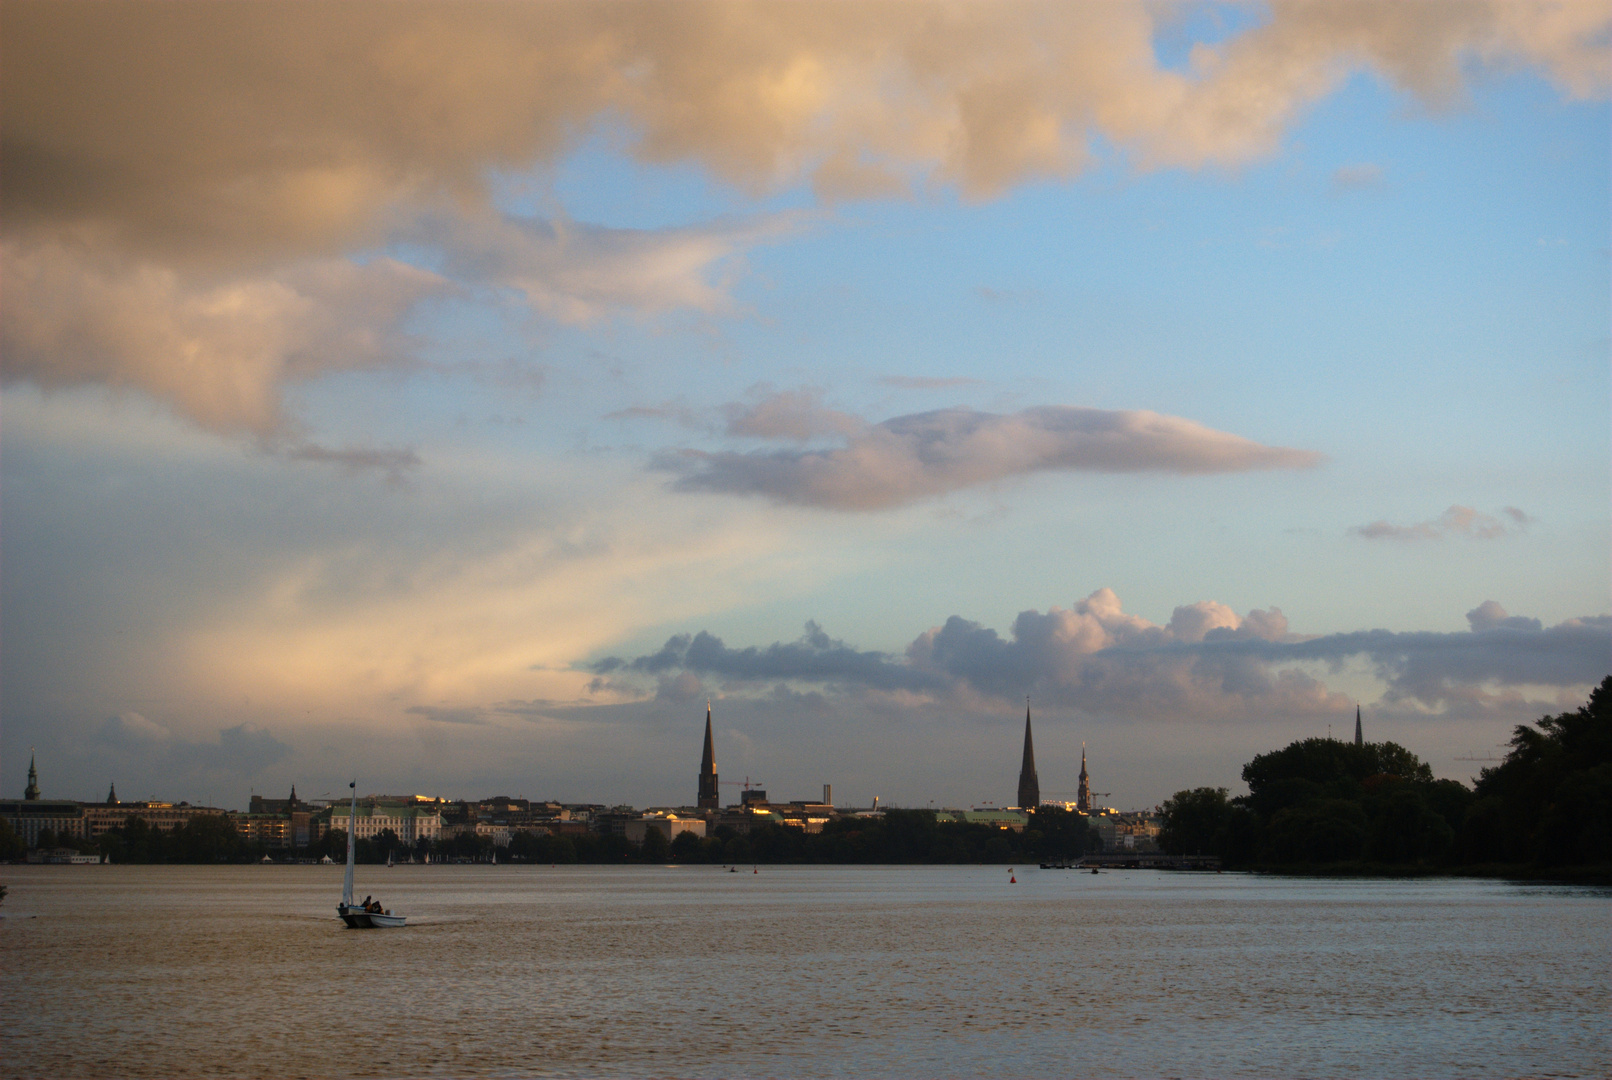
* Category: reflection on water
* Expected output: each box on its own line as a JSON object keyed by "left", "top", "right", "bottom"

{"left": 2, "top": 865, "right": 1606, "bottom": 1078}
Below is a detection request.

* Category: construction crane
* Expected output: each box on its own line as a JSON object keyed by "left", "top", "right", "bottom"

{"left": 719, "top": 777, "right": 764, "bottom": 791}
{"left": 1456, "top": 743, "right": 1508, "bottom": 763}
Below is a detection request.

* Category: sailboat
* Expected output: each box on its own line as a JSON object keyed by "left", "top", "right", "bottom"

{"left": 336, "top": 781, "right": 406, "bottom": 929}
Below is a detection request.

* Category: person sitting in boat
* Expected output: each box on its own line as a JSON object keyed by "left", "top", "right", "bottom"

{"left": 359, "top": 894, "right": 372, "bottom": 911}
{"left": 367, "top": 898, "right": 383, "bottom": 913}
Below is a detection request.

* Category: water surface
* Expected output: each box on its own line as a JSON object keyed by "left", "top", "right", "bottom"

{"left": 2, "top": 864, "right": 1605, "bottom": 1078}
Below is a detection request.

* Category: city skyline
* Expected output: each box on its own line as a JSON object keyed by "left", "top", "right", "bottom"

{"left": 3, "top": 2, "right": 1608, "bottom": 811}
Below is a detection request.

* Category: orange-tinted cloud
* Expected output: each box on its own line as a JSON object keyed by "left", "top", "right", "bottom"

{"left": 4, "top": 1, "right": 1606, "bottom": 430}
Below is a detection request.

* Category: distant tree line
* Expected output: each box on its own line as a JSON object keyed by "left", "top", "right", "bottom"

{"left": 7, "top": 804, "right": 1099, "bottom": 866}
{"left": 1159, "top": 676, "right": 1611, "bottom": 874}
{"left": 500, "top": 805, "right": 1100, "bottom": 865}
{"left": 15, "top": 813, "right": 260, "bottom": 864}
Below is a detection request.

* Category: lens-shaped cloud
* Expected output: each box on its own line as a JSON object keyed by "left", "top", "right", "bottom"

{"left": 657, "top": 404, "right": 1322, "bottom": 510}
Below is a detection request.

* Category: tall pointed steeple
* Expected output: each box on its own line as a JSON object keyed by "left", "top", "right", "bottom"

{"left": 107, "top": 782, "right": 120, "bottom": 806}
{"left": 1017, "top": 699, "right": 1040, "bottom": 809}
{"left": 24, "top": 753, "right": 40, "bottom": 801}
{"left": 1076, "top": 742, "right": 1090, "bottom": 813}
{"left": 1354, "top": 706, "right": 1363, "bottom": 747}
{"left": 697, "top": 702, "right": 720, "bottom": 810}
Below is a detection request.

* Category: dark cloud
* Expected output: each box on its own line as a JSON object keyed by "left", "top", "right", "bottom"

{"left": 594, "top": 621, "right": 945, "bottom": 693}
{"left": 657, "top": 405, "right": 1321, "bottom": 510}
{"left": 404, "top": 705, "right": 492, "bottom": 725}
{"left": 597, "top": 591, "right": 1611, "bottom": 719}
{"left": 90, "top": 714, "right": 292, "bottom": 775}
{"left": 278, "top": 441, "right": 422, "bottom": 482}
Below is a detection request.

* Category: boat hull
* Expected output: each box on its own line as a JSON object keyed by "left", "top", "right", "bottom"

{"left": 337, "top": 905, "right": 406, "bottom": 929}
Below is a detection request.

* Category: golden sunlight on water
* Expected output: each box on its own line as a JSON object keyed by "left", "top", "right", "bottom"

{"left": 1, "top": 865, "right": 1606, "bottom": 1078}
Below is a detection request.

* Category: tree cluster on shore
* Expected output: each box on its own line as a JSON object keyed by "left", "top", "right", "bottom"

{"left": 4, "top": 800, "right": 1101, "bottom": 867}
{"left": 1159, "top": 676, "right": 1611, "bottom": 875}
{"left": 422, "top": 804, "right": 1098, "bottom": 866}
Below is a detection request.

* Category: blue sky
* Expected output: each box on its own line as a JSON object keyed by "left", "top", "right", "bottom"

{"left": 3, "top": 2, "right": 1608, "bottom": 810}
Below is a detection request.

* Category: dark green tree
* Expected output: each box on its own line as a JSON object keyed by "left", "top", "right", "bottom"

{"left": 1159, "top": 787, "right": 1233, "bottom": 856}
{"left": 639, "top": 825, "right": 670, "bottom": 862}
{"left": 0, "top": 817, "right": 25, "bottom": 861}
{"left": 1470, "top": 677, "right": 1612, "bottom": 865}
{"left": 669, "top": 829, "right": 704, "bottom": 862}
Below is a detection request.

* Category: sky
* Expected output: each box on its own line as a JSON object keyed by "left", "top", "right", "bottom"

{"left": 3, "top": 1, "right": 1608, "bottom": 813}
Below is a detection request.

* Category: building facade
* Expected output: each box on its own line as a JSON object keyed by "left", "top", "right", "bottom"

{"left": 624, "top": 815, "right": 707, "bottom": 846}
{"left": 323, "top": 803, "right": 443, "bottom": 844}
{"left": 1, "top": 799, "right": 87, "bottom": 845}
{"left": 2, "top": 756, "right": 87, "bottom": 845}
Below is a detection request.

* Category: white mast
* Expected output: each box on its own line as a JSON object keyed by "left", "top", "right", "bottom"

{"left": 342, "top": 780, "right": 357, "bottom": 908}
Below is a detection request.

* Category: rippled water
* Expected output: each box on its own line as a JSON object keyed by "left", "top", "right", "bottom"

{"left": 2, "top": 864, "right": 1606, "bottom": 1078}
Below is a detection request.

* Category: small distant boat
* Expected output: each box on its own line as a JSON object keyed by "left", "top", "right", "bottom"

{"left": 385, "top": 850, "right": 394, "bottom": 868}
{"left": 336, "top": 781, "right": 405, "bottom": 929}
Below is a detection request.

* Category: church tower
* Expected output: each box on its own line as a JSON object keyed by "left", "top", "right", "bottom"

{"left": 1354, "top": 706, "right": 1363, "bottom": 747}
{"left": 1016, "top": 701, "right": 1040, "bottom": 809}
{"left": 24, "top": 753, "right": 40, "bottom": 801}
{"left": 1076, "top": 742, "right": 1090, "bottom": 813}
{"left": 107, "top": 782, "right": 120, "bottom": 806}
{"left": 697, "top": 703, "right": 719, "bottom": 810}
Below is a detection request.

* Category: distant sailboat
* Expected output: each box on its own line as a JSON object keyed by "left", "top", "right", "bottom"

{"left": 336, "top": 781, "right": 405, "bottom": 929}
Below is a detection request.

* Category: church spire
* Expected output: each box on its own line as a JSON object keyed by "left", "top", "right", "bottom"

{"left": 1077, "top": 741, "right": 1091, "bottom": 813}
{"left": 1017, "top": 699, "right": 1040, "bottom": 809}
{"left": 107, "top": 782, "right": 119, "bottom": 806}
{"left": 697, "top": 701, "right": 719, "bottom": 810}
{"left": 24, "top": 752, "right": 40, "bottom": 801}
{"left": 1354, "top": 705, "right": 1363, "bottom": 747}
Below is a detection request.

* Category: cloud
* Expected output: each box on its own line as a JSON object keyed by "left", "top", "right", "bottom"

{"left": 434, "top": 211, "right": 801, "bottom": 324}
{"left": 594, "top": 620, "right": 943, "bottom": 693}
{"left": 405, "top": 705, "right": 493, "bottom": 726}
{"left": 877, "top": 375, "right": 983, "bottom": 390}
{"left": 91, "top": 715, "right": 292, "bottom": 776}
{"left": 1330, "top": 162, "right": 1385, "bottom": 191}
{"left": 1, "top": 211, "right": 795, "bottom": 436}
{"left": 658, "top": 404, "right": 1321, "bottom": 510}
{"left": 8, "top": 2, "right": 1604, "bottom": 258}
{"left": 5, "top": 3, "right": 1605, "bottom": 431}
{"left": 1465, "top": 600, "right": 1544, "bottom": 634}
{"left": 1350, "top": 504, "right": 1531, "bottom": 541}
{"left": 598, "top": 589, "right": 1610, "bottom": 720}
{"left": 0, "top": 239, "right": 444, "bottom": 435}
{"left": 95, "top": 711, "right": 173, "bottom": 749}
{"left": 722, "top": 388, "right": 867, "bottom": 441}
{"left": 276, "top": 442, "right": 422, "bottom": 482}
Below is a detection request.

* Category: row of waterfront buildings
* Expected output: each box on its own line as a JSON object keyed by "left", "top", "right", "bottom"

{"left": 3, "top": 705, "right": 1163, "bottom": 855}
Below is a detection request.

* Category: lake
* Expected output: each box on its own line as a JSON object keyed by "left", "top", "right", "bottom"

{"left": 1, "top": 864, "right": 1606, "bottom": 1078}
